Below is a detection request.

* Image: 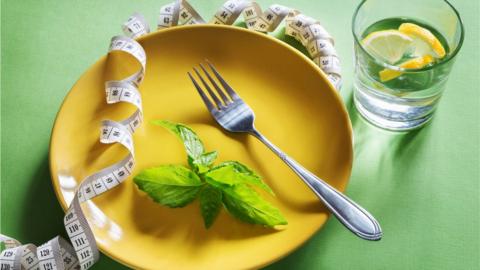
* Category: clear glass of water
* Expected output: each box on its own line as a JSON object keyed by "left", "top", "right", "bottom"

{"left": 352, "top": 0, "right": 464, "bottom": 131}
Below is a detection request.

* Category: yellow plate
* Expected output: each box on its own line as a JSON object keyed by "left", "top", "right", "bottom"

{"left": 50, "top": 25, "right": 353, "bottom": 270}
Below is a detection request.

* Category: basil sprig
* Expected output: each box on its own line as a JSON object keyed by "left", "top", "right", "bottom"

{"left": 134, "top": 120, "right": 287, "bottom": 228}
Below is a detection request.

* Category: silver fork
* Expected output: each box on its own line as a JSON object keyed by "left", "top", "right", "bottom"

{"left": 188, "top": 61, "right": 382, "bottom": 241}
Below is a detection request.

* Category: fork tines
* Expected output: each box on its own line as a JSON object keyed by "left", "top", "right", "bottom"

{"left": 188, "top": 61, "right": 240, "bottom": 111}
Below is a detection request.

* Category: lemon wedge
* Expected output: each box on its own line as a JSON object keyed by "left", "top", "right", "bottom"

{"left": 362, "top": 30, "right": 413, "bottom": 64}
{"left": 379, "top": 55, "right": 434, "bottom": 82}
{"left": 399, "top": 23, "right": 446, "bottom": 58}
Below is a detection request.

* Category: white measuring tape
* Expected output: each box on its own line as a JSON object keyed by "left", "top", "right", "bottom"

{"left": 0, "top": 1, "right": 341, "bottom": 269}
{"left": 154, "top": 0, "right": 342, "bottom": 89}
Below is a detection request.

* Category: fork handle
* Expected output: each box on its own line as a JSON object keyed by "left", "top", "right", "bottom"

{"left": 251, "top": 129, "right": 382, "bottom": 241}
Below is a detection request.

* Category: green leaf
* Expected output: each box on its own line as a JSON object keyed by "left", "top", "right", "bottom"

{"left": 134, "top": 165, "right": 204, "bottom": 208}
{"left": 151, "top": 119, "right": 178, "bottom": 135}
{"left": 205, "top": 161, "right": 274, "bottom": 195}
{"left": 178, "top": 125, "right": 204, "bottom": 159}
{"left": 199, "top": 185, "right": 223, "bottom": 228}
{"left": 152, "top": 120, "right": 204, "bottom": 160}
{"left": 222, "top": 184, "right": 287, "bottom": 227}
{"left": 192, "top": 151, "right": 218, "bottom": 174}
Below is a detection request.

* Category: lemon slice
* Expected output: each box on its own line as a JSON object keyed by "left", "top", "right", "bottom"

{"left": 379, "top": 55, "right": 434, "bottom": 82}
{"left": 362, "top": 30, "right": 413, "bottom": 64}
{"left": 399, "top": 23, "right": 446, "bottom": 58}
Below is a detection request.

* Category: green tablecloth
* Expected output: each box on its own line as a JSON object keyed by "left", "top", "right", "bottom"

{"left": 1, "top": 0, "right": 478, "bottom": 269}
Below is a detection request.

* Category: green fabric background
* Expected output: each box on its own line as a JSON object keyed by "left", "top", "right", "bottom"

{"left": 1, "top": 0, "right": 478, "bottom": 269}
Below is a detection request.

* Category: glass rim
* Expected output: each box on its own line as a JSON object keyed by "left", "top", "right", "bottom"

{"left": 351, "top": 0, "right": 465, "bottom": 72}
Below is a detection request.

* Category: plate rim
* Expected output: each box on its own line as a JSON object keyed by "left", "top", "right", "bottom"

{"left": 49, "top": 24, "right": 353, "bottom": 270}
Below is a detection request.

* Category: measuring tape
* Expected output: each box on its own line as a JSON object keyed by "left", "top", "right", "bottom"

{"left": 0, "top": 1, "right": 341, "bottom": 269}
{"left": 153, "top": 0, "right": 342, "bottom": 89}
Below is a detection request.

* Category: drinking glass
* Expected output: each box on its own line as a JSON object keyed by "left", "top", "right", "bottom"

{"left": 352, "top": 0, "right": 464, "bottom": 131}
